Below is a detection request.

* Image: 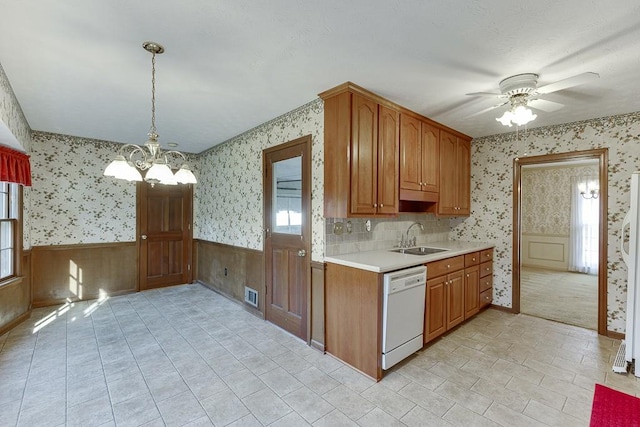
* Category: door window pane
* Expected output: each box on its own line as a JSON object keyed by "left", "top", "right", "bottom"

{"left": 273, "top": 156, "right": 302, "bottom": 235}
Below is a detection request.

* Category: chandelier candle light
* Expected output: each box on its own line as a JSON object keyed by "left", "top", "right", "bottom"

{"left": 104, "top": 41, "right": 197, "bottom": 186}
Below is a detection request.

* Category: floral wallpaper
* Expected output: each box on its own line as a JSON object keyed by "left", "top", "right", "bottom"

{"left": 521, "top": 164, "right": 598, "bottom": 235}
{"left": 194, "top": 99, "right": 325, "bottom": 262}
{"left": 30, "top": 132, "right": 137, "bottom": 245}
{"left": 0, "top": 62, "right": 33, "bottom": 248}
{"left": 451, "top": 112, "right": 640, "bottom": 333}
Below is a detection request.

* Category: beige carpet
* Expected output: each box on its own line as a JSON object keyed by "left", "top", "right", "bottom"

{"left": 520, "top": 266, "right": 598, "bottom": 330}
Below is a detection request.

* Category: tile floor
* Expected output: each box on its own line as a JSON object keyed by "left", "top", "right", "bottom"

{"left": 0, "top": 283, "right": 639, "bottom": 426}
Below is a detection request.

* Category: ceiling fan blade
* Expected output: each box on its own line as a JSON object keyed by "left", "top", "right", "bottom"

{"left": 528, "top": 98, "right": 565, "bottom": 112}
{"left": 465, "top": 91, "right": 503, "bottom": 97}
{"left": 536, "top": 72, "right": 600, "bottom": 94}
{"left": 465, "top": 101, "right": 509, "bottom": 118}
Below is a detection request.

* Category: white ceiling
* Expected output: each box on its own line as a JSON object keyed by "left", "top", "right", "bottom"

{"left": 1, "top": 1, "right": 640, "bottom": 154}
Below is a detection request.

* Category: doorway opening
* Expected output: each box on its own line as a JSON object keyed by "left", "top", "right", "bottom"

{"left": 513, "top": 148, "right": 608, "bottom": 335}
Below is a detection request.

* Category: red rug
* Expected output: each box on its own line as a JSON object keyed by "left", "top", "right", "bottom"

{"left": 591, "top": 384, "right": 640, "bottom": 426}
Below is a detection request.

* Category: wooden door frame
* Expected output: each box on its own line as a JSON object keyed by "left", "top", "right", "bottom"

{"left": 512, "top": 148, "right": 608, "bottom": 335}
{"left": 136, "top": 182, "right": 194, "bottom": 291}
{"left": 263, "top": 135, "right": 312, "bottom": 342}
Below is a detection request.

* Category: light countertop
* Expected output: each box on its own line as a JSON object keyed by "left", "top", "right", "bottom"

{"left": 323, "top": 241, "right": 494, "bottom": 273}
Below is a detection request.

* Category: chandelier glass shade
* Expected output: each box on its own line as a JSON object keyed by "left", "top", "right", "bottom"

{"left": 104, "top": 41, "right": 197, "bottom": 186}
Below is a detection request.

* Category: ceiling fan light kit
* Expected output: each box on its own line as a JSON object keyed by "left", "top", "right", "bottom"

{"left": 496, "top": 105, "right": 538, "bottom": 127}
{"left": 467, "top": 72, "right": 599, "bottom": 128}
{"left": 104, "top": 41, "right": 197, "bottom": 186}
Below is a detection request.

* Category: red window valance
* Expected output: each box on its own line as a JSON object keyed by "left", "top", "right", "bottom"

{"left": 0, "top": 145, "right": 32, "bottom": 187}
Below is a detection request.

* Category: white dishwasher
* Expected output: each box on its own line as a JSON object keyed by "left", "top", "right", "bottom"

{"left": 382, "top": 265, "right": 427, "bottom": 370}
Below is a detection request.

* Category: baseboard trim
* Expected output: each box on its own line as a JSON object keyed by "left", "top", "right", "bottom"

{"left": 310, "top": 339, "right": 325, "bottom": 353}
{"left": 488, "top": 304, "right": 514, "bottom": 313}
{"left": 607, "top": 330, "right": 625, "bottom": 340}
{"left": 0, "top": 310, "right": 31, "bottom": 336}
{"left": 32, "top": 288, "right": 136, "bottom": 308}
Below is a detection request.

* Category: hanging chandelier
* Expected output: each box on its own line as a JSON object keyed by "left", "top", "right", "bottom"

{"left": 104, "top": 41, "right": 197, "bottom": 186}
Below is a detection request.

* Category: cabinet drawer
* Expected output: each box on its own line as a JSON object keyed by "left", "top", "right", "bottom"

{"left": 480, "top": 261, "right": 493, "bottom": 278}
{"left": 480, "top": 275, "right": 492, "bottom": 293}
{"left": 427, "top": 256, "right": 464, "bottom": 278}
{"left": 464, "top": 252, "right": 480, "bottom": 267}
{"left": 480, "top": 288, "right": 492, "bottom": 308}
{"left": 481, "top": 248, "right": 493, "bottom": 262}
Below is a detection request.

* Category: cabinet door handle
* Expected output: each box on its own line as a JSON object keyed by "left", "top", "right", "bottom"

{"left": 472, "top": 258, "right": 476, "bottom": 261}
{"left": 373, "top": 203, "right": 377, "bottom": 207}
{"left": 380, "top": 204, "right": 384, "bottom": 207}
{"left": 466, "top": 274, "right": 469, "bottom": 277}
{"left": 447, "top": 264, "right": 450, "bottom": 268}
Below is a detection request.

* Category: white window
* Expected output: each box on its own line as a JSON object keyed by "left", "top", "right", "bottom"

{"left": 0, "top": 182, "right": 19, "bottom": 281}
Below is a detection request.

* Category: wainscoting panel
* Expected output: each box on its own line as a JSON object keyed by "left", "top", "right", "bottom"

{"left": 32, "top": 242, "right": 137, "bottom": 307}
{"left": 0, "top": 250, "right": 32, "bottom": 335}
{"left": 522, "top": 233, "right": 569, "bottom": 270}
{"left": 195, "top": 240, "right": 264, "bottom": 317}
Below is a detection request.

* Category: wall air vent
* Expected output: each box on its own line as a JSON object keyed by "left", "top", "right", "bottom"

{"left": 244, "top": 286, "right": 258, "bottom": 308}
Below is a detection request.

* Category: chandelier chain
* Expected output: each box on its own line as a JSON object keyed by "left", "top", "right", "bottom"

{"left": 150, "top": 51, "right": 157, "bottom": 136}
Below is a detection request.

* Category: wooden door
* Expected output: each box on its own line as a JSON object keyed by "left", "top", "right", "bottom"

{"left": 425, "top": 276, "right": 447, "bottom": 343}
{"left": 350, "top": 94, "right": 378, "bottom": 215}
{"left": 400, "top": 114, "right": 422, "bottom": 191}
{"left": 446, "top": 270, "right": 465, "bottom": 329}
{"left": 457, "top": 139, "right": 471, "bottom": 215}
{"left": 420, "top": 122, "right": 440, "bottom": 193}
{"left": 264, "top": 136, "right": 311, "bottom": 341}
{"left": 377, "top": 105, "right": 399, "bottom": 215}
{"left": 438, "top": 130, "right": 458, "bottom": 215}
{"left": 138, "top": 183, "right": 192, "bottom": 290}
{"left": 464, "top": 265, "right": 480, "bottom": 319}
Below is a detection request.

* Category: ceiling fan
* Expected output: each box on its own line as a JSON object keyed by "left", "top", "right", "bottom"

{"left": 466, "top": 72, "right": 599, "bottom": 126}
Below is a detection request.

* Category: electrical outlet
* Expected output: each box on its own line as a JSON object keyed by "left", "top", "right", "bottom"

{"left": 224, "top": 267, "right": 228, "bottom": 277}
{"left": 334, "top": 222, "right": 344, "bottom": 235}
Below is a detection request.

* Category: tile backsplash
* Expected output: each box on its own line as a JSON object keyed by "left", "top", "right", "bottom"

{"left": 325, "top": 213, "right": 450, "bottom": 256}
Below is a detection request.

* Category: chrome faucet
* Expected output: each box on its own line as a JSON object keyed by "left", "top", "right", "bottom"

{"left": 401, "top": 222, "right": 424, "bottom": 248}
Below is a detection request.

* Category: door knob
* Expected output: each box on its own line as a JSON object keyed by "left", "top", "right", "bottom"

{"left": 297, "top": 249, "right": 306, "bottom": 257}
{"left": 141, "top": 235, "right": 147, "bottom": 240}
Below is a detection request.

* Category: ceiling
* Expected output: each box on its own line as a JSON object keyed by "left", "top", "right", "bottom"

{"left": 1, "top": 1, "right": 640, "bottom": 154}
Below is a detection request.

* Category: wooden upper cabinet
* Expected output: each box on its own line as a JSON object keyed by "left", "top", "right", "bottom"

{"left": 320, "top": 82, "right": 470, "bottom": 217}
{"left": 377, "top": 105, "right": 400, "bottom": 215}
{"left": 321, "top": 84, "right": 399, "bottom": 218}
{"left": 438, "top": 130, "right": 471, "bottom": 216}
{"left": 399, "top": 114, "right": 439, "bottom": 202}
{"left": 399, "top": 114, "right": 421, "bottom": 192}
{"left": 350, "top": 94, "right": 378, "bottom": 215}
{"left": 421, "top": 123, "right": 440, "bottom": 193}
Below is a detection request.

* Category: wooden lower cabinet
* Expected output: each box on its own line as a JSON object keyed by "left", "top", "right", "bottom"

{"left": 479, "top": 248, "right": 494, "bottom": 308}
{"left": 325, "top": 262, "right": 382, "bottom": 380}
{"left": 425, "top": 276, "right": 446, "bottom": 342}
{"left": 464, "top": 264, "right": 480, "bottom": 319}
{"left": 425, "top": 249, "right": 493, "bottom": 344}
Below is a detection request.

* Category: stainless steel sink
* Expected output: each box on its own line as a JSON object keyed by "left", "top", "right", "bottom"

{"left": 390, "top": 246, "right": 449, "bottom": 256}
